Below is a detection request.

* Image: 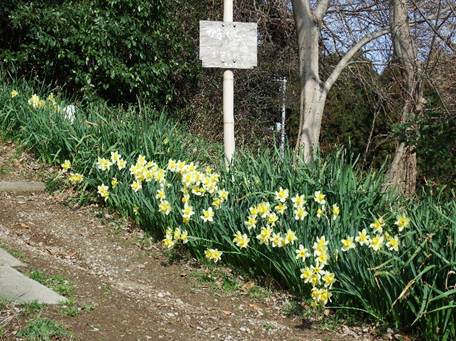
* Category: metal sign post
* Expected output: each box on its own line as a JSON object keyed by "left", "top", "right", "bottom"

{"left": 199, "top": 1, "right": 257, "bottom": 166}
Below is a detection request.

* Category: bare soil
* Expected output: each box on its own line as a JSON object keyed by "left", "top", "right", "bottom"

{"left": 0, "top": 141, "right": 385, "bottom": 341}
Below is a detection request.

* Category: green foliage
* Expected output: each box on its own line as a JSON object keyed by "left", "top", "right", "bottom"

{"left": 20, "top": 301, "right": 48, "bottom": 317}
{"left": 26, "top": 269, "right": 75, "bottom": 298}
{"left": 16, "top": 318, "right": 70, "bottom": 340}
{"left": 332, "top": 196, "right": 456, "bottom": 340}
{"left": 1, "top": 77, "right": 455, "bottom": 340}
{"left": 0, "top": 75, "right": 221, "bottom": 210}
{"left": 58, "top": 299, "right": 80, "bottom": 317}
{"left": 391, "top": 104, "right": 456, "bottom": 194}
{"left": 0, "top": 0, "right": 195, "bottom": 105}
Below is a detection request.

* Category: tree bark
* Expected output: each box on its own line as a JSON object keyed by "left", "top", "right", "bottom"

{"left": 291, "top": 0, "right": 330, "bottom": 162}
{"left": 385, "top": 0, "right": 424, "bottom": 196}
{"left": 291, "top": 0, "right": 389, "bottom": 162}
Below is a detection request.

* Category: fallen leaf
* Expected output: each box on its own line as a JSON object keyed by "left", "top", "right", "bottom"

{"left": 66, "top": 252, "right": 76, "bottom": 258}
{"left": 324, "top": 308, "right": 331, "bottom": 316}
{"left": 248, "top": 303, "right": 262, "bottom": 311}
{"left": 242, "top": 281, "right": 255, "bottom": 290}
{"left": 220, "top": 309, "right": 232, "bottom": 315}
{"left": 398, "top": 333, "right": 411, "bottom": 341}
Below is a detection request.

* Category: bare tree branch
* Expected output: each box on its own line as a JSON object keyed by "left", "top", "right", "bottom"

{"left": 409, "top": 0, "right": 456, "bottom": 53}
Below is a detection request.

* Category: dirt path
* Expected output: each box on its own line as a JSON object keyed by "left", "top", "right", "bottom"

{"left": 0, "top": 141, "right": 375, "bottom": 340}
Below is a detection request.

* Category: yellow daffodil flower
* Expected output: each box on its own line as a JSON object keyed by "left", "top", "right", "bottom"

{"left": 296, "top": 244, "right": 310, "bottom": 261}
{"left": 370, "top": 217, "right": 385, "bottom": 234}
{"left": 355, "top": 229, "right": 371, "bottom": 246}
{"left": 275, "top": 187, "right": 289, "bottom": 203}
{"left": 341, "top": 236, "right": 356, "bottom": 252}
{"left": 395, "top": 214, "right": 410, "bottom": 232}
{"left": 291, "top": 194, "right": 306, "bottom": 208}
{"left": 62, "top": 160, "right": 71, "bottom": 171}
{"left": 386, "top": 235, "right": 400, "bottom": 252}
{"left": 314, "top": 191, "right": 326, "bottom": 205}
{"left": 201, "top": 207, "right": 215, "bottom": 222}
{"left": 370, "top": 235, "right": 385, "bottom": 251}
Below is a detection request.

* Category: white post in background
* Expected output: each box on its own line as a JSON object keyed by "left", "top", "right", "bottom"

{"left": 280, "top": 76, "right": 287, "bottom": 156}
{"left": 200, "top": 1, "right": 256, "bottom": 165}
{"left": 223, "top": 0, "right": 235, "bottom": 165}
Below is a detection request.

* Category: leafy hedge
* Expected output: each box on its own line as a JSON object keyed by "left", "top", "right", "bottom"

{"left": 0, "top": 0, "right": 196, "bottom": 104}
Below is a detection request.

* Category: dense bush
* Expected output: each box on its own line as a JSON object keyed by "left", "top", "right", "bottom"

{"left": 0, "top": 0, "right": 196, "bottom": 105}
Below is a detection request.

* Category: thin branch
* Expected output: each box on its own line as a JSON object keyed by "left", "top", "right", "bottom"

{"left": 410, "top": 0, "right": 456, "bottom": 54}
{"left": 315, "top": 0, "right": 332, "bottom": 21}
{"left": 324, "top": 28, "right": 390, "bottom": 96}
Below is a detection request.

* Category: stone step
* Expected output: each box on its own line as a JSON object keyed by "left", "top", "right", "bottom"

{"left": 0, "top": 181, "right": 46, "bottom": 192}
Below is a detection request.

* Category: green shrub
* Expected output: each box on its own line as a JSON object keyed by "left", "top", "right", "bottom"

{"left": 0, "top": 0, "right": 195, "bottom": 105}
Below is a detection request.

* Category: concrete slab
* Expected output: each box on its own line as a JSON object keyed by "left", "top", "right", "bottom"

{"left": 0, "top": 248, "right": 26, "bottom": 267}
{"left": 0, "top": 266, "right": 67, "bottom": 304}
{"left": 0, "top": 181, "right": 46, "bottom": 192}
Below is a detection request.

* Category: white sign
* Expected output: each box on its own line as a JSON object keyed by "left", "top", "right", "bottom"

{"left": 199, "top": 21, "right": 257, "bottom": 69}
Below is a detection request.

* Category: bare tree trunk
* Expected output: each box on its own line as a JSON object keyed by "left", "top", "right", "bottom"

{"left": 291, "top": 0, "right": 390, "bottom": 162}
{"left": 291, "top": 0, "right": 330, "bottom": 162}
{"left": 385, "top": 0, "right": 424, "bottom": 196}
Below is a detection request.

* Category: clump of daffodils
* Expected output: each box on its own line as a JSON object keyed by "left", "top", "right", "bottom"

{"left": 239, "top": 189, "right": 340, "bottom": 307}
{"left": 69, "top": 173, "right": 84, "bottom": 185}
{"left": 166, "top": 159, "right": 228, "bottom": 224}
{"left": 163, "top": 227, "right": 189, "bottom": 249}
{"left": 205, "top": 248, "right": 223, "bottom": 263}
{"left": 92, "top": 153, "right": 231, "bottom": 225}
{"left": 67, "top": 152, "right": 358, "bottom": 308}
{"left": 25, "top": 93, "right": 61, "bottom": 111}
{"left": 60, "top": 160, "right": 84, "bottom": 185}
{"left": 299, "top": 235, "right": 337, "bottom": 307}
{"left": 246, "top": 189, "right": 338, "bottom": 250}
{"left": 240, "top": 189, "right": 341, "bottom": 305}
{"left": 15, "top": 90, "right": 69, "bottom": 116}
{"left": 97, "top": 184, "right": 109, "bottom": 201}
{"left": 28, "top": 94, "right": 45, "bottom": 109}
{"left": 340, "top": 213, "right": 409, "bottom": 254}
